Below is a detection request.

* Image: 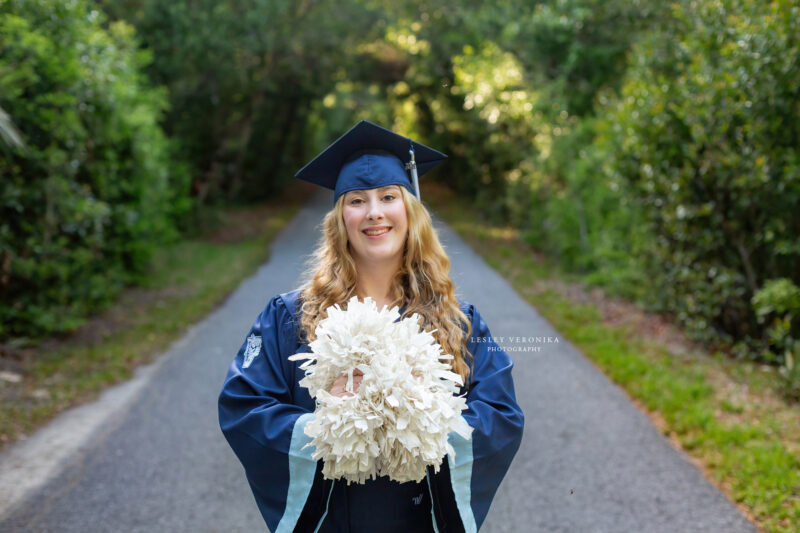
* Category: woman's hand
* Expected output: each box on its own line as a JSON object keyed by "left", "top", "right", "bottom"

{"left": 330, "top": 369, "right": 363, "bottom": 398}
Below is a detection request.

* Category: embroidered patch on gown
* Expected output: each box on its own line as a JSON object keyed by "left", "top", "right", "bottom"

{"left": 243, "top": 334, "right": 262, "bottom": 368}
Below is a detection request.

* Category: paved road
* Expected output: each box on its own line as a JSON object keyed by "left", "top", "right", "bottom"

{"left": 0, "top": 191, "right": 756, "bottom": 532}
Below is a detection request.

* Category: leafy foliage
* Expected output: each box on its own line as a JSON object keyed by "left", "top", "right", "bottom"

{"left": 103, "top": 0, "right": 383, "bottom": 205}
{"left": 0, "top": 0, "right": 189, "bottom": 338}
{"left": 3, "top": 0, "right": 799, "bottom": 396}
{"left": 753, "top": 278, "right": 800, "bottom": 398}
{"left": 596, "top": 0, "right": 800, "bottom": 367}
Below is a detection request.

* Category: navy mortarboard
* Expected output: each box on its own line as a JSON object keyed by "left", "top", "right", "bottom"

{"left": 295, "top": 120, "right": 447, "bottom": 203}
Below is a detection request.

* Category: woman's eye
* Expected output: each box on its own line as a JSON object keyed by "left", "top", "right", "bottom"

{"left": 383, "top": 195, "right": 395, "bottom": 201}
{"left": 349, "top": 198, "right": 363, "bottom": 205}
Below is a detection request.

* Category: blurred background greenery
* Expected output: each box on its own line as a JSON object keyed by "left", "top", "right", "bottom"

{"left": 1, "top": 0, "right": 798, "bottom": 396}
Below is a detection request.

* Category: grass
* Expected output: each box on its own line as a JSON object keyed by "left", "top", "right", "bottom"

{"left": 0, "top": 185, "right": 309, "bottom": 448}
{"left": 424, "top": 183, "right": 799, "bottom": 533}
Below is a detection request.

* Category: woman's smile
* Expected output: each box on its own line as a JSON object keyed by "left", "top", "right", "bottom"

{"left": 362, "top": 226, "right": 392, "bottom": 238}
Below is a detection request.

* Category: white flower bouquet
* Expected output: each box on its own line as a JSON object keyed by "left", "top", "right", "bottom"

{"left": 289, "top": 296, "right": 472, "bottom": 484}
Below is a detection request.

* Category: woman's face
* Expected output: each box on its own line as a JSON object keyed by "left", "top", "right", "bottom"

{"left": 342, "top": 185, "right": 409, "bottom": 268}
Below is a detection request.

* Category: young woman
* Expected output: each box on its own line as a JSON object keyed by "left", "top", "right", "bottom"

{"left": 218, "top": 121, "right": 524, "bottom": 532}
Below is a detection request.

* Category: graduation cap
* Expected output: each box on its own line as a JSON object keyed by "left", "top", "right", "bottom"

{"left": 295, "top": 120, "right": 447, "bottom": 204}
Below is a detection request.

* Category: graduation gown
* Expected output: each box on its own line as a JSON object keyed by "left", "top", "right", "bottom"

{"left": 218, "top": 289, "right": 524, "bottom": 532}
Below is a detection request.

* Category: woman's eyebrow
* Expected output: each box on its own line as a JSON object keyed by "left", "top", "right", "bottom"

{"left": 345, "top": 186, "right": 399, "bottom": 198}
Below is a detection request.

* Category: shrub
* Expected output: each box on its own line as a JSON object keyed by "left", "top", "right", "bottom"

{"left": 0, "top": 0, "right": 190, "bottom": 339}
{"left": 595, "top": 0, "right": 800, "bottom": 359}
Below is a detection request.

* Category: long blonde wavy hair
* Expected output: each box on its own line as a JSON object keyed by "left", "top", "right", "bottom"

{"left": 298, "top": 186, "right": 473, "bottom": 382}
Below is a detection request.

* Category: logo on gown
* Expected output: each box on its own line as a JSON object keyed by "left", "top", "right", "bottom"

{"left": 243, "top": 334, "right": 262, "bottom": 368}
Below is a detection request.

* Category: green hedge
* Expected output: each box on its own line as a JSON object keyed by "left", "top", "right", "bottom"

{"left": 595, "top": 0, "right": 800, "bottom": 365}
{"left": 0, "top": 0, "right": 190, "bottom": 339}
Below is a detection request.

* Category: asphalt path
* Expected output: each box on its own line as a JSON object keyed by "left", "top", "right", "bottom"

{"left": 0, "top": 191, "right": 756, "bottom": 532}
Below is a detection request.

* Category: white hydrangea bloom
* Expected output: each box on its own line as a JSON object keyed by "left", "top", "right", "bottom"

{"left": 289, "top": 296, "right": 472, "bottom": 484}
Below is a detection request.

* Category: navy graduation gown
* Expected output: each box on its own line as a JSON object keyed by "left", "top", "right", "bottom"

{"left": 218, "top": 289, "right": 524, "bottom": 532}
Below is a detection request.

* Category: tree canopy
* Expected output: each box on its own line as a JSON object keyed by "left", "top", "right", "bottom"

{"left": 2, "top": 0, "right": 798, "bottom": 394}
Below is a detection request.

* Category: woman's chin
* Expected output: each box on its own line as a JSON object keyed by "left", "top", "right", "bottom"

{"left": 354, "top": 248, "right": 403, "bottom": 265}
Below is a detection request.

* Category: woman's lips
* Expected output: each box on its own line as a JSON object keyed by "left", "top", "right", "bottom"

{"left": 362, "top": 227, "right": 391, "bottom": 239}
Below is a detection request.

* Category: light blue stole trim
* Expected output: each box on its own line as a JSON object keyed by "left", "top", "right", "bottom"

{"left": 313, "top": 480, "right": 335, "bottom": 533}
{"left": 425, "top": 471, "right": 440, "bottom": 533}
{"left": 448, "top": 416, "right": 477, "bottom": 533}
{"left": 276, "top": 413, "right": 317, "bottom": 533}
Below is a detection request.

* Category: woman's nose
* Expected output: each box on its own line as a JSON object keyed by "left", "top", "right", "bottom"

{"left": 366, "top": 199, "right": 384, "bottom": 220}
